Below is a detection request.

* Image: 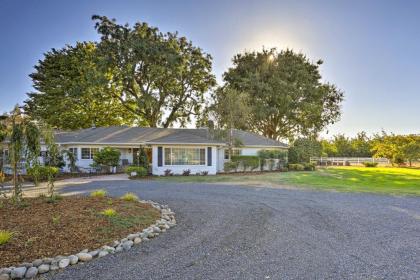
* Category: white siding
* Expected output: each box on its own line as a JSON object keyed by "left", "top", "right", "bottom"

{"left": 152, "top": 145, "right": 218, "bottom": 175}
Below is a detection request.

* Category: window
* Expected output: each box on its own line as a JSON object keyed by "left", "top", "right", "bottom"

{"left": 68, "top": 148, "right": 78, "bottom": 159}
{"left": 81, "top": 148, "right": 99, "bottom": 159}
{"left": 164, "top": 147, "right": 206, "bottom": 165}
{"left": 224, "top": 149, "right": 242, "bottom": 160}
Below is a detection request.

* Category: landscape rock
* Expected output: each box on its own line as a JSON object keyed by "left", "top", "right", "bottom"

{"left": 31, "top": 259, "right": 42, "bottom": 267}
{"left": 80, "top": 249, "right": 89, "bottom": 253}
{"left": 49, "top": 263, "right": 59, "bottom": 271}
{"left": 0, "top": 274, "right": 10, "bottom": 280}
{"left": 19, "top": 263, "right": 32, "bottom": 269}
{"left": 76, "top": 253, "right": 92, "bottom": 262}
{"left": 41, "top": 258, "right": 53, "bottom": 265}
{"left": 115, "top": 246, "right": 123, "bottom": 253}
{"left": 68, "top": 255, "right": 78, "bottom": 265}
{"left": 24, "top": 267, "right": 37, "bottom": 279}
{"left": 98, "top": 251, "right": 109, "bottom": 258}
{"left": 134, "top": 237, "right": 142, "bottom": 244}
{"left": 10, "top": 267, "right": 26, "bottom": 279}
{"left": 88, "top": 250, "right": 99, "bottom": 258}
{"left": 122, "top": 240, "right": 134, "bottom": 251}
{"left": 58, "top": 258, "right": 70, "bottom": 269}
{"left": 37, "top": 265, "right": 49, "bottom": 274}
{"left": 127, "top": 233, "right": 139, "bottom": 240}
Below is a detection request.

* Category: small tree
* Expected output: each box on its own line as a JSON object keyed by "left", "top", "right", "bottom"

{"left": 93, "top": 147, "right": 121, "bottom": 172}
{"left": 288, "top": 138, "right": 321, "bottom": 164}
{"left": 137, "top": 146, "right": 149, "bottom": 169}
{"left": 62, "top": 150, "right": 77, "bottom": 172}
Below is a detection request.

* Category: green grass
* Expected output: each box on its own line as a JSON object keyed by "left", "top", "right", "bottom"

{"left": 158, "top": 167, "right": 420, "bottom": 196}
{"left": 0, "top": 230, "right": 13, "bottom": 245}
{"left": 90, "top": 189, "right": 108, "bottom": 198}
{"left": 101, "top": 208, "right": 117, "bottom": 217}
{"left": 120, "top": 192, "right": 139, "bottom": 202}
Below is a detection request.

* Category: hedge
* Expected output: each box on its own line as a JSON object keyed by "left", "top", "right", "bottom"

{"left": 231, "top": 155, "right": 260, "bottom": 171}
{"left": 125, "top": 166, "right": 148, "bottom": 177}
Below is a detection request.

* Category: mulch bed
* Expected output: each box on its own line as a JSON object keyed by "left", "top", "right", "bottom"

{"left": 0, "top": 196, "right": 160, "bottom": 267}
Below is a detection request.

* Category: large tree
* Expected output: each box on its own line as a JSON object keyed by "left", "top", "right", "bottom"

{"left": 92, "top": 15, "right": 215, "bottom": 127}
{"left": 25, "top": 16, "right": 215, "bottom": 129}
{"left": 223, "top": 48, "right": 344, "bottom": 140}
{"left": 25, "top": 42, "right": 133, "bottom": 129}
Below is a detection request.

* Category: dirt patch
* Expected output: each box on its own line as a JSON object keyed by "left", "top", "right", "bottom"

{"left": 0, "top": 196, "right": 160, "bottom": 267}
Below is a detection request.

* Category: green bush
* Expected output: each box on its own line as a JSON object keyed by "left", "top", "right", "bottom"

{"left": 93, "top": 147, "right": 121, "bottom": 168}
{"left": 90, "top": 189, "right": 107, "bottom": 198}
{"left": 224, "top": 161, "right": 238, "bottom": 172}
{"left": 121, "top": 192, "right": 139, "bottom": 202}
{"left": 125, "top": 166, "right": 148, "bottom": 177}
{"left": 0, "top": 230, "right": 13, "bottom": 245}
{"left": 362, "top": 162, "right": 378, "bottom": 167}
{"left": 258, "top": 149, "right": 288, "bottom": 160}
{"left": 288, "top": 163, "right": 305, "bottom": 171}
{"left": 231, "top": 155, "right": 260, "bottom": 171}
{"left": 303, "top": 163, "right": 316, "bottom": 171}
{"left": 101, "top": 208, "right": 117, "bottom": 217}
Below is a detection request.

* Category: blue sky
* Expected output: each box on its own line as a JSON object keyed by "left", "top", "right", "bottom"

{"left": 0, "top": 0, "right": 419, "bottom": 137}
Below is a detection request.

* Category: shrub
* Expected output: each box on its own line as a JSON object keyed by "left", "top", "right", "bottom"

{"left": 121, "top": 192, "right": 139, "bottom": 202}
{"left": 288, "top": 163, "right": 305, "bottom": 171}
{"left": 303, "top": 163, "right": 316, "bottom": 171}
{"left": 182, "top": 169, "right": 191, "bottom": 176}
{"left": 0, "top": 230, "right": 13, "bottom": 245}
{"left": 258, "top": 150, "right": 288, "bottom": 160}
{"left": 279, "top": 167, "right": 289, "bottom": 172}
{"left": 224, "top": 161, "right": 238, "bottom": 172}
{"left": 362, "top": 162, "right": 378, "bottom": 167}
{"left": 164, "top": 169, "right": 173, "bottom": 176}
{"left": 90, "top": 189, "right": 107, "bottom": 198}
{"left": 93, "top": 147, "right": 121, "bottom": 168}
{"left": 101, "top": 208, "right": 117, "bottom": 217}
{"left": 201, "top": 171, "right": 209, "bottom": 176}
{"left": 231, "top": 155, "right": 260, "bottom": 171}
{"left": 125, "top": 166, "right": 148, "bottom": 177}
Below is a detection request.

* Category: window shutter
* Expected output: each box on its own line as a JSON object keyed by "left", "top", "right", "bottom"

{"left": 157, "top": 147, "right": 163, "bottom": 167}
{"left": 207, "top": 147, "right": 212, "bottom": 166}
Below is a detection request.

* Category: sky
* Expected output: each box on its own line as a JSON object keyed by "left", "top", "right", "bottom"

{"left": 0, "top": 0, "right": 419, "bottom": 138}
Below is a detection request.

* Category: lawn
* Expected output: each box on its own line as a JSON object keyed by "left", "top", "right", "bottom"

{"left": 158, "top": 167, "right": 420, "bottom": 196}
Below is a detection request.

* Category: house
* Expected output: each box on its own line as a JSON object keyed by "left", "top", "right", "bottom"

{"left": 2, "top": 126, "right": 288, "bottom": 175}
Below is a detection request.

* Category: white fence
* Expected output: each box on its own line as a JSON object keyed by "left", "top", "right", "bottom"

{"left": 310, "top": 157, "right": 390, "bottom": 166}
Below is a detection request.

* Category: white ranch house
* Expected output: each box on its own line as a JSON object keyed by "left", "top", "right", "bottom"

{"left": 2, "top": 126, "right": 288, "bottom": 175}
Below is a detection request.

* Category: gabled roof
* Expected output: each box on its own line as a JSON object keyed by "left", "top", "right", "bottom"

{"left": 54, "top": 126, "right": 288, "bottom": 148}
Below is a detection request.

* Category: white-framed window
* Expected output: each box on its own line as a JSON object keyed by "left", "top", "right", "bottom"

{"left": 68, "top": 148, "right": 78, "bottom": 159}
{"left": 81, "top": 148, "right": 99, "bottom": 159}
{"left": 224, "top": 149, "right": 242, "bottom": 159}
{"left": 164, "top": 147, "right": 206, "bottom": 166}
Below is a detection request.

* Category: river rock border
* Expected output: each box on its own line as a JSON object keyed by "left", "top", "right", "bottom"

{"left": 0, "top": 200, "right": 176, "bottom": 280}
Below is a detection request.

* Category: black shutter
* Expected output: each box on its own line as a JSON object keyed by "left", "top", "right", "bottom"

{"left": 207, "top": 147, "right": 212, "bottom": 166}
{"left": 158, "top": 147, "right": 163, "bottom": 167}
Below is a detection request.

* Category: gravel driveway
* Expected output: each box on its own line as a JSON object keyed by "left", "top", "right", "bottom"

{"left": 43, "top": 178, "right": 419, "bottom": 280}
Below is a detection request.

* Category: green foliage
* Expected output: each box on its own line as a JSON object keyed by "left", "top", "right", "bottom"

{"left": 371, "top": 133, "right": 420, "bottom": 166}
{"left": 93, "top": 147, "right": 121, "bottom": 167}
{"left": 288, "top": 138, "right": 322, "bottom": 164}
{"left": 257, "top": 149, "right": 288, "bottom": 160}
{"left": 303, "top": 163, "right": 316, "bottom": 171}
{"left": 362, "top": 162, "right": 378, "bottom": 167}
{"left": 101, "top": 208, "right": 117, "bottom": 217}
{"left": 125, "top": 166, "right": 148, "bottom": 177}
{"left": 90, "top": 189, "right": 108, "bottom": 198}
{"left": 92, "top": 15, "right": 216, "bottom": 127}
{"left": 136, "top": 146, "right": 149, "bottom": 169}
{"left": 224, "top": 161, "right": 239, "bottom": 172}
{"left": 223, "top": 48, "right": 344, "bottom": 140}
{"left": 231, "top": 155, "right": 260, "bottom": 171}
{"left": 120, "top": 192, "right": 139, "bottom": 202}
{"left": 25, "top": 42, "right": 133, "bottom": 129}
{"left": 288, "top": 163, "right": 305, "bottom": 171}
{"left": 0, "top": 230, "right": 13, "bottom": 245}
{"left": 63, "top": 149, "right": 77, "bottom": 172}
{"left": 320, "top": 132, "right": 373, "bottom": 157}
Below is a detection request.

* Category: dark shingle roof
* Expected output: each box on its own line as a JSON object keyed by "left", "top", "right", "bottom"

{"left": 54, "top": 126, "right": 288, "bottom": 147}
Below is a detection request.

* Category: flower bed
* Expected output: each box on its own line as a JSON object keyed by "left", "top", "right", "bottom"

{"left": 0, "top": 195, "right": 176, "bottom": 279}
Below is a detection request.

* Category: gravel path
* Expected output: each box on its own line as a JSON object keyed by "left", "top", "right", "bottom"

{"left": 43, "top": 178, "right": 420, "bottom": 280}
